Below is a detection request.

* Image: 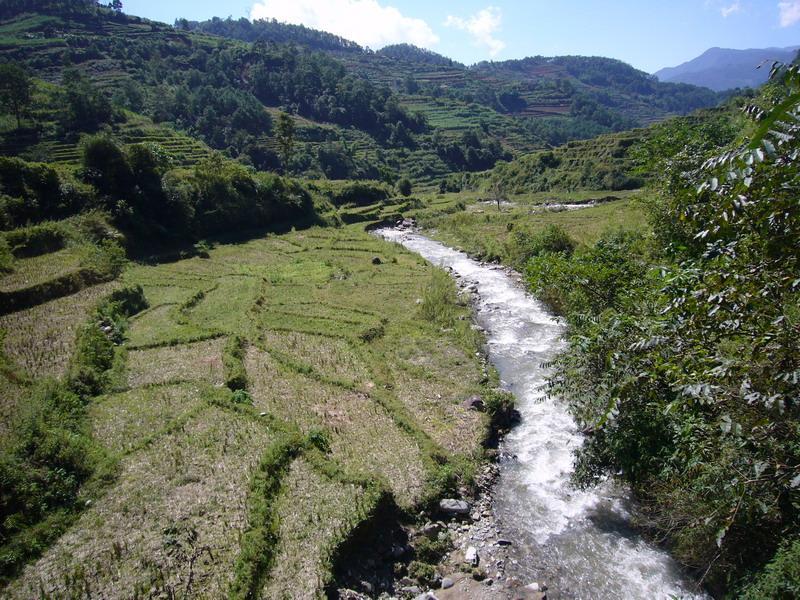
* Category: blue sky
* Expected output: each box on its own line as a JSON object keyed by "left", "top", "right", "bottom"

{"left": 122, "top": 0, "right": 800, "bottom": 72}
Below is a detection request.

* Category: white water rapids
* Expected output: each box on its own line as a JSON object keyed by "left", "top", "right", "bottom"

{"left": 377, "top": 227, "right": 707, "bottom": 600}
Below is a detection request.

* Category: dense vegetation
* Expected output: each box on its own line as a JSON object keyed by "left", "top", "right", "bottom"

{"left": 522, "top": 65, "right": 800, "bottom": 595}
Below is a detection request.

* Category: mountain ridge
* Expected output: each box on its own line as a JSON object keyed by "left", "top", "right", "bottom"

{"left": 655, "top": 45, "right": 800, "bottom": 91}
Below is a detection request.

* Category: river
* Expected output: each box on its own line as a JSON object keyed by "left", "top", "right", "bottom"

{"left": 376, "top": 227, "right": 707, "bottom": 600}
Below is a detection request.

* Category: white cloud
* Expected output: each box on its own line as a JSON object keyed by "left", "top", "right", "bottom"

{"left": 779, "top": 1, "right": 800, "bottom": 26}
{"left": 249, "top": 0, "right": 439, "bottom": 49}
{"left": 720, "top": 1, "right": 742, "bottom": 17}
{"left": 444, "top": 6, "right": 506, "bottom": 58}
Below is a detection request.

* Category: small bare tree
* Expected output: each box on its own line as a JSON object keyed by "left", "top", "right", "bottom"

{"left": 490, "top": 177, "right": 506, "bottom": 211}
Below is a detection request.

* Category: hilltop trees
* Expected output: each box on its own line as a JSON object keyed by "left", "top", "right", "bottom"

{"left": 76, "top": 137, "right": 315, "bottom": 237}
{"left": 59, "top": 69, "right": 113, "bottom": 134}
{"left": 0, "top": 63, "right": 32, "bottom": 129}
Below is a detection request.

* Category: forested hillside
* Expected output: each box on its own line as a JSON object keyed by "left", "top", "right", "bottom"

{"left": 0, "top": 1, "right": 727, "bottom": 197}
{"left": 183, "top": 16, "right": 726, "bottom": 148}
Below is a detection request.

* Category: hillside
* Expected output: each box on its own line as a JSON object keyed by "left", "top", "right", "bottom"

{"left": 655, "top": 46, "right": 800, "bottom": 91}
{"left": 434, "top": 100, "right": 743, "bottom": 198}
{"left": 0, "top": 4, "right": 729, "bottom": 195}
{"left": 182, "top": 17, "right": 725, "bottom": 143}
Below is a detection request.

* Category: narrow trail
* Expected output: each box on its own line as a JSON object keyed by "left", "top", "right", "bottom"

{"left": 377, "top": 227, "right": 707, "bottom": 600}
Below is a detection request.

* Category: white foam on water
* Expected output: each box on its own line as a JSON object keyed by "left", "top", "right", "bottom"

{"left": 376, "top": 228, "right": 708, "bottom": 600}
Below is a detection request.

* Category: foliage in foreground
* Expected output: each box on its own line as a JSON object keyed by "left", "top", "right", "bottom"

{"left": 526, "top": 65, "right": 800, "bottom": 594}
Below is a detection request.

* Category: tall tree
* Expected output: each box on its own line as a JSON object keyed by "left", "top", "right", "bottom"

{"left": 0, "top": 63, "right": 32, "bottom": 129}
{"left": 275, "top": 112, "right": 295, "bottom": 173}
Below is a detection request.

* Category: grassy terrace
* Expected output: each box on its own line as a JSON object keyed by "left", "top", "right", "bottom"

{"left": 408, "top": 190, "right": 648, "bottom": 262}
{"left": 1, "top": 221, "right": 491, "bottom": 598}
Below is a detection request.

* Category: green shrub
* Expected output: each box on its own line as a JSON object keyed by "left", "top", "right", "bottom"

{"left": 396, "top": 177, "right": 413, "bottom": 197}
{"left": 506, "top": 224, "right": 575, "bottom": 268}
{"left": 306, "top": 428, "right": 331, "bottom": 454}
{"left": 230, "top": 434, "right": 305, "bottom": 599}
{"left": 224, "top": 335, "right": 248, "bottom": 391}
{"left": 4, "top": 221, "right": 68, "bottom": 257}
{"left": 525, "top": 230, "right": 647, "bottom": 316}
{"left": 414, "top": 534, "right": 451, "bottom": 563}
{"left": 539, "top": 67, "right": 800, "bottom": 594}
{"left": 79, "top": 239, "right": 127, "bottom": 278}
{"left": 80, "top": 135, "right": 132, "bottom": 200}
{"left": 231, "top": 389, "right": 252, "bottom": 405}
{"left": 740, "top": 539, "right": 800, "bottom": 600}
{"left": 325, "top": 181, "right": 391, "bottom": 207}
{"left": 483, "top": 389, "right": 518, "bottom": 430}
{"left": 0, "top": 237, "right": 13, "bottom": 273}
{"left": 0, "top": 379, "right": 112, "bottom": 582}
{"left": 420, "top": 269, "right": 457, "bottom": 327}
{"left": 0, "top": 284, "right": 145, "bottom": 579}
{"left": 407, "top": 561, "right": 437, "bottom": 586}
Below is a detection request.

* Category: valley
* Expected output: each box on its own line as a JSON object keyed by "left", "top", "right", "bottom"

{"left": 0, "top": 1, "right": 798, "bottom": 599}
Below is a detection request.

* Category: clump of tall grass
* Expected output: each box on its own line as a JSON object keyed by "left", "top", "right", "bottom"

{"left": 419, "top": 269, "right": 457, "bottom": 327}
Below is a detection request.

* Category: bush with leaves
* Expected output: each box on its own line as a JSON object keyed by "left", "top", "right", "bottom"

{"left": 506, "top": 223, "right": 575, "bottom": 269}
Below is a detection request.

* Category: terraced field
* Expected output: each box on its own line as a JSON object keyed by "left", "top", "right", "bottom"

{"left": 0, "top": 223, "right": 493, "bottom": 598}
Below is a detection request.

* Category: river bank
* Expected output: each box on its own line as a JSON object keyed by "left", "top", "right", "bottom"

{"left": 376, "top": 224, "right": 707, "bottom": 600}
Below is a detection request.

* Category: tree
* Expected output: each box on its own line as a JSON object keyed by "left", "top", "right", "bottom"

{"left": 60, "top": 69, "right": 113, "bottom": 133}
{"left": 396, "top": 177, "right": 412, "bottom": 197}
{"left": 110, "top": 0, "right": 122, "bottom": 11}
{"left": 489, "top": 177, "right": 506, "bottom": 211}
{"left": 275, "top": 112, "right": 295, "bottom": 173}
{"left": 0, "top": 63, "right": 32, "bottom": 129}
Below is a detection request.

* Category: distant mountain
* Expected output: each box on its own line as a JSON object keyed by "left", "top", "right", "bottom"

{"left": 655, "top": 46, "right": 800, "bottom": 91}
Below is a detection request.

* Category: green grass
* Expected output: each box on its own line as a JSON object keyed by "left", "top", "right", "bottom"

{"left": 413, "top": 192, "right": 649, "bottom": 262}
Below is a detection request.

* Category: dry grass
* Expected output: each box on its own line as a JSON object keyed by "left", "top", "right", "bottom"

{"left": 262, "top": 459, "right": 367, "bottom": 600}
{"left": 386, "top": 336, "right": 485, "bottom": 456}
{"left": 187, "top": 276, "right": 261, "bottom": 336}
{"left": 0, "top": 247, "right": 85, "bottom": 292}
{"left": 126, "top": 304, "right": 211, "bottom": 349}
{"left": 246, "top": 346, "right": 426, "bottom": 506}
{"left": 262, "top": 330, "right": 371, "bottom": 387}
{"left": 2, "top": 223, "right": 491, "bottom": 594}
{"left": 126, "top": 338, "right": 225, "bottom": 388}
{"left": 6, "top": 406, "right": 273, "bottom": 600}
{"left": 89, "top": 384, "right": 207, "bottom": 456}
{"left": 0, "top": 280, "right": 119, "bottom": 379}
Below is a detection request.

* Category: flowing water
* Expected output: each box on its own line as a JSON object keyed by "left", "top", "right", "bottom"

{"left": 376, "top": 227, "right": 707, "bottom": 600}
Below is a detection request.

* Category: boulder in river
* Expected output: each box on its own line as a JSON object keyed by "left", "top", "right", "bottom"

{"left": 439, "top": 499, "right": 470, "bottom": 515}
{"left": 463, "top": 395, "right": 485, "bottom": 411}
{"left": 464, "top": 545, "right": 479, "bottom": 566}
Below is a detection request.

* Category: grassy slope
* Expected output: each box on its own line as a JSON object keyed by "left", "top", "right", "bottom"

{"left": 1, "top": 222, "right": 492, "bottom": 598}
